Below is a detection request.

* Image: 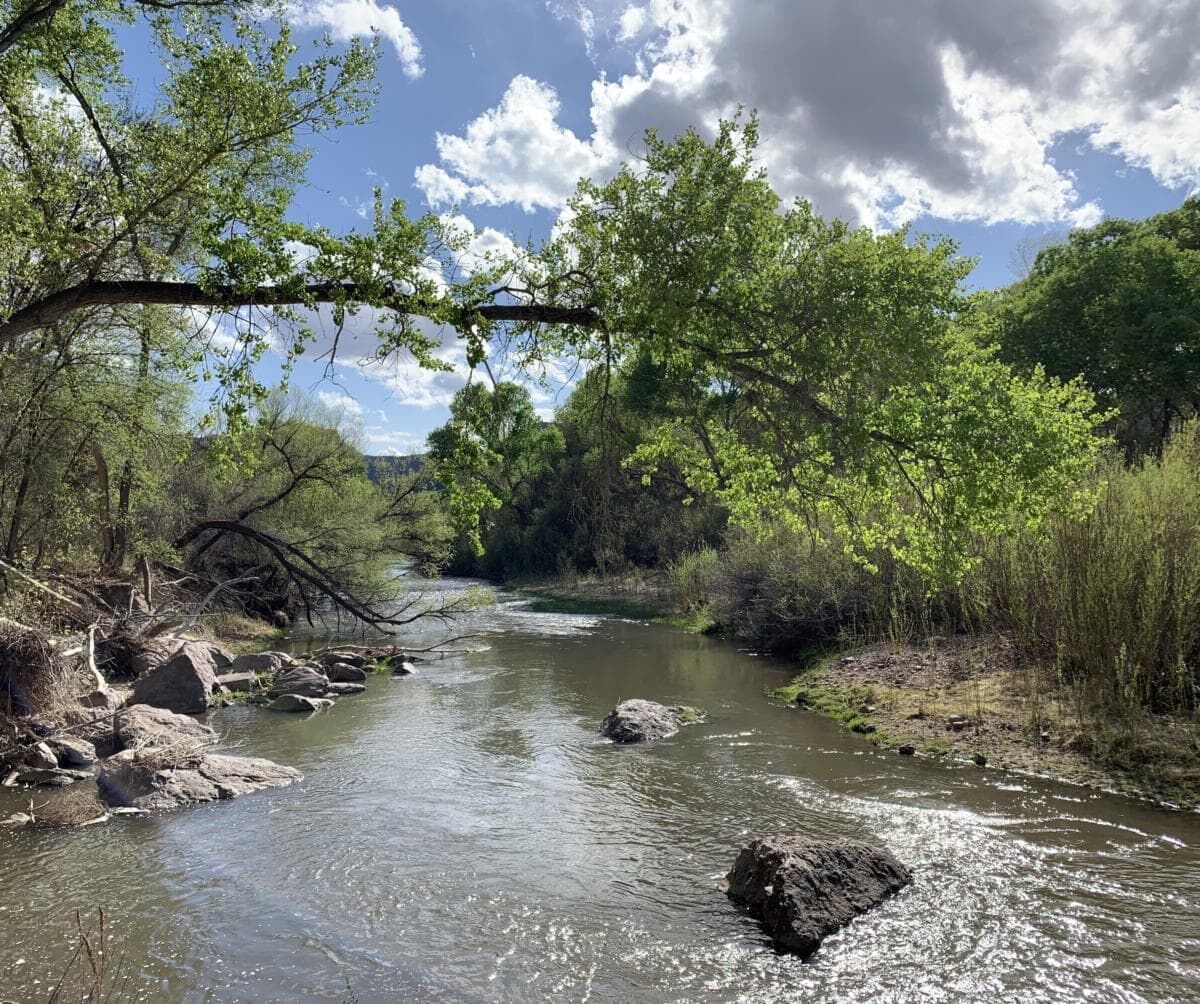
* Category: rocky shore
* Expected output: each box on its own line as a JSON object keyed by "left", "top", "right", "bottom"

{"left": 1, "top": 636, "right": 418, "bottom": 827}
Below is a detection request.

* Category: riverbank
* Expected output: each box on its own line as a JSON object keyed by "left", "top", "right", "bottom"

{"left": 772, "top": 636, "right": 1200, "bottom": 810}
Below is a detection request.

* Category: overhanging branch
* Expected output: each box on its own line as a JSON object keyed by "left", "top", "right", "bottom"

{"left": 0, "top": 279, "right": 601, "bottom": 348}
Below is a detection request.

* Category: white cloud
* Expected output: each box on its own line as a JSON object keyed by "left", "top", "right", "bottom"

{"left": 289, "top": 1, "right": 423, "bottom": 78}
{"left": 418, "top": 0, "right": 1200, "bottom": 228}
{"left": 414, "top": 75, "right": 605, "bottom": 212}
{"left": 361, "top": 427, "right": 428, "bottom": 455}
{"left": 616, "top": 4, "right": 647, "bottom": 42}
{"left": 317, "top": 390, "right": 365, "bottom": 417}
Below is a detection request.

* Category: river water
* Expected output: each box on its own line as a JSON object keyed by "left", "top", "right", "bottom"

{"left": 2, "top": 582, "right": 1200, "bottom": 1002}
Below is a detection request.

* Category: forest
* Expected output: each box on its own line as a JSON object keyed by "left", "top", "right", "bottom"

{"left": 2, "top": 1, "right": 1199, "bottom": 803}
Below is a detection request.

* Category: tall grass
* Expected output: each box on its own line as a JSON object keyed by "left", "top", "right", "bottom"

{"left": 986, "top": 429, "right": 1200, "bottom": 716}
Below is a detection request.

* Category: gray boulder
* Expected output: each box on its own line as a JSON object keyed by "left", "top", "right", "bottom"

{"left": 113, "top": 704, "right": 217, "bottom": 752}
{"left": 231, "top": 651, "right": 296, "bottom": 674}
{"left": 97, "top": 750, "right": 301, "bottom": 811}
{"left": 268, "top": 665, "right": 331, "bottom": 699}
{"left": 600, "top": 700, "right": 703, "bottom": 743}
{"left": 78, "top": 687, "right": 122, "bottom": 710}
{"left": 266, "top": 694, "right": 334, "bottom": 713}
{"left": 319, "top": 650, "right": 366, "bottom": 669}
{"left": 22, "top": 741, "right": 59, "bottom": 770}
{"left": 130, "top": 640, "right": 216, "bottom": 714}
{"left": 212, "top": 672, "right": 262, "bottom": 693}
{"left": 726, "top": 836, "right": 912, "bottom": 957}
{"left": 327, "top": 661, "right": 369, "bottom": 683}
{"left": 207, "top": 643, "right": 235, "bottom": 669}
{"left": 326, "top": 682, "right": 366, "bottom": 696}
{"left": 48, "top": 736, "right": 97, "bottom": 768}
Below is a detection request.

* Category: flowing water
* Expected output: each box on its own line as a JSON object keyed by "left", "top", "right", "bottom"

{"left": 2, "top": 581, "right": 1200, "bottom": 1002}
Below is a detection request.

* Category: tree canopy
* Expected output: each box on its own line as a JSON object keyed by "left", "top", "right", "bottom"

{"left": 994, "top": 199, "right": 1200, "bottom": 457}
{"left": 0, "top": 1, "right": 1107, "bottom": 588}
{"left": 513, "top": 121, "right": 1102, "bottom": 579}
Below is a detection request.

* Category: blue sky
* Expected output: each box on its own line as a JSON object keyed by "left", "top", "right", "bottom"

{"left": 134, "top": 1, "right": 1200, "bottom": 456}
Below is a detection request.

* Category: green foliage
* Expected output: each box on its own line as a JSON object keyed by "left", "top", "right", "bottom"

{"left": 0, "top": 309, "right": 192, "bottom": 566}
{"left": 994, "top": 198, "right": 1200, "bottom": 457}
{"left": 427, "top": 382, "right": 564, "bottom": 555}
{"left": 530, "top": 118, "right": 1103, "bottom": 582}
{"left": 180, "top": 390, "right": 452, "bottom": 620}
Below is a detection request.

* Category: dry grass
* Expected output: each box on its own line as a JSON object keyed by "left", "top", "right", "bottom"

{"left": 0, "top": 621, "right": 79, "bottom": 717}
{"left": 47, "top": 908, "right": 132, "bottom": 1004}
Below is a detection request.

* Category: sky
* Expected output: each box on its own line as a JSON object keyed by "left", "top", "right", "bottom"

{"left": 140, "top": 0, "right": 1200, "bottom": 456}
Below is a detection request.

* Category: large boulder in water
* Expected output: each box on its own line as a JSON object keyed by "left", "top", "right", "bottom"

{"left": 231, "top": 651, "right": 295, "bottom": 675}
{"left": 726, "top": 836, "right": 912, "bottom": 957}
{"left": 97, "top": 749, "right": 301, "bottom": 811}
{"left": 113, "top": 704, "right": 217, "bottom": 752}
{"left": 269, "top": 665, "right": 332, "bottom": 699}
{"left": 266, "top": 694, "right": 333, "bottom": 713}
{"left": 130, "top": 640, "right": 217, "bottom": 714}
{"left": 327, "top": 661, "right": 369, "bottom": 683}
{"left": 600, "top": 699, "right": 703, "bottom": 743}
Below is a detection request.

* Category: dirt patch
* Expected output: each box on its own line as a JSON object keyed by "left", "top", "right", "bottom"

{"left": 774, "top": 636, "right": 1200, "bottom": 809}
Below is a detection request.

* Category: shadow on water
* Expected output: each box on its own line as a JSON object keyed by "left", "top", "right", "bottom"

{"left": 2, "top": 582, "right": 1200, "bottom": 1002}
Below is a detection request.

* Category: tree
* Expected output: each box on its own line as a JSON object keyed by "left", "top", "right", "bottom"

{"left": 177, "top": 392, "right": 452, "bottom": 627}
{"left": 994, "top": 199, "right": 1200, "bottom": 457}
{"left": 427, "top": 382, "right": 564, "bottom": 557}
{"left": 508, "top": 119, "right": 1102, "bottom": 580}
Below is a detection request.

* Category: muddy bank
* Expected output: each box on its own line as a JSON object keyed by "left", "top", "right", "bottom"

{"left": 773, "top": 636, "right": 1200, "bottom": 809}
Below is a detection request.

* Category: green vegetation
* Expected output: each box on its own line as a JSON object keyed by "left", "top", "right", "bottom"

{"left": 0, "top": 3, "right": 1195, "bottom": 800}
{"left": 995, "top": 199, "right": 1200, "bottom": 458}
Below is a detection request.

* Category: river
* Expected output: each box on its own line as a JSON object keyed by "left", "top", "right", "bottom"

{"left": 2, "top": 581, "right": 1199, "bottom": 1002}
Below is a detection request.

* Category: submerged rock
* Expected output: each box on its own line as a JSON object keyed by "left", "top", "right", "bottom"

{"left": 97, "top": 749, "right": 301, "bottom": 811}
{"left": 726, "top": 836, "right": 912, "bottom": 957}
{"left": 600, "top": 699, "right": 704, "bottom": 743}
{"left": 113, "top": 704, "right": 217, "bottom": 752}
{"left": 266, "top": 694, "right": 333, "bottom": 713}
{"left": 268, "top": 665, "right": 331, "bottom": 699}
{"left": 130, "top": 640, "right": 217, "bottom": 714}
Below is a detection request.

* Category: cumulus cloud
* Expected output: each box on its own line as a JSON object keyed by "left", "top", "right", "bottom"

{"left": 317, "top": 390, "right": 365, "bottom": 417}
{"left": 415, "top": 75, "right": 604, "bottom": 212}
{"left": 416, "top": 0, "right": 1200, "bottom": 228}
{"left": 289, "top": 1, "right": 423, "bottom": 78}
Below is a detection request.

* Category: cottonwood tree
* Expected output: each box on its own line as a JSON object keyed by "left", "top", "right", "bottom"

{"left": 513, "top": 121, "right": 1103, "bottom": 580}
